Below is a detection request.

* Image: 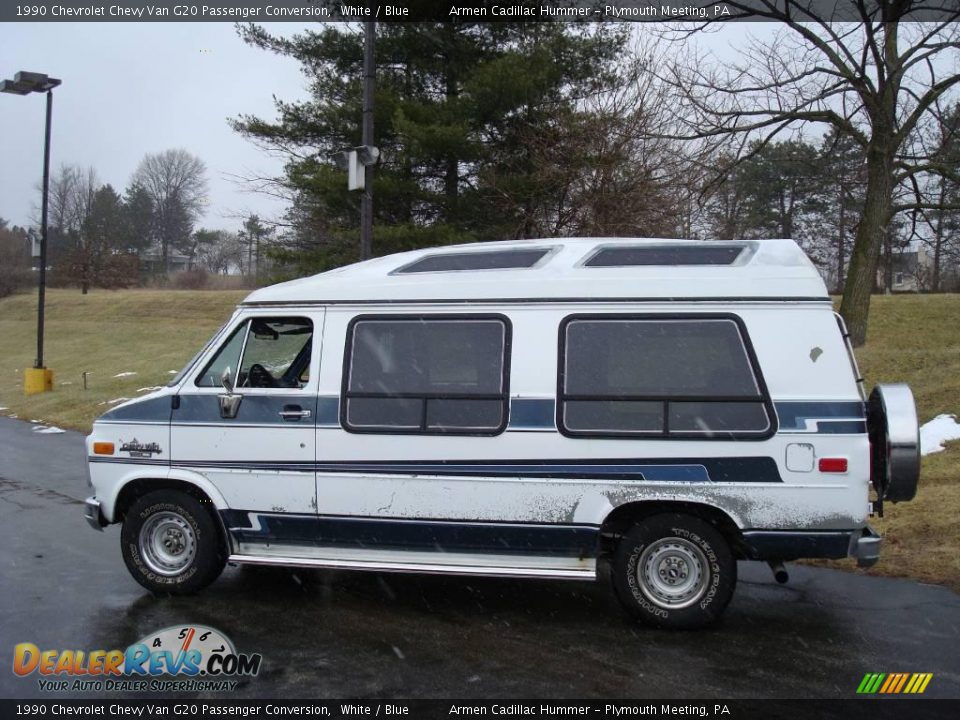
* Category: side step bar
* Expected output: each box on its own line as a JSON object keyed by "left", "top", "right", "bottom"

{"left": 228, "top": 553, "right": 596, "bottom": 581}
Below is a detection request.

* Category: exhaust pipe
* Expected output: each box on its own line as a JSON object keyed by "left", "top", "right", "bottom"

{"left": 768, "top": 561, "right": 789, "bottom": 584}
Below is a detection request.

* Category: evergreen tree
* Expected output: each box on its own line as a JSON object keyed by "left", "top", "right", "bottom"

{"left": 232, "top": 22, "right": 629, "bottom": 272}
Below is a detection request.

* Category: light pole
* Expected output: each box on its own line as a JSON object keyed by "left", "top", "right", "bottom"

{"left": 331, "top": 24, "right": 379, "bottom": 262}
{"left": 360, "top": 19, "right": 375, "bottom": 261}
{"left": 1, "top": 71, "right": 61, "bottom": 394}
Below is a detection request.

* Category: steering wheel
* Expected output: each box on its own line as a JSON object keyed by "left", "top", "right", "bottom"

{"left": 247, "top": 363, "right": 277, "bottom": 388}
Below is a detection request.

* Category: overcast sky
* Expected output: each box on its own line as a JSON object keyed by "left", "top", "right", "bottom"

{"left": 0, "top": 22, "right": 314, "bottom": 232}
{"left": 0, "top": 22, "right": 768, "bottom": 234}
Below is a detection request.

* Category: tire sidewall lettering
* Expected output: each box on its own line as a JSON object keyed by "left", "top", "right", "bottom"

{"left": 129, "top": 501, "right": 202, "bottom": 586}
{"left": 625, "top": 541, "right": 670, "bottom": 620}
{"left": 613, "top": 515, "right": 735, "bottom": 628}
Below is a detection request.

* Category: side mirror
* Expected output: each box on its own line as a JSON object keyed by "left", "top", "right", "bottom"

{"left": 218, "top": 367, "right": 242, "bottom": 419}
{"left": 221, "top": 367, "right": 234, "bottom": 394}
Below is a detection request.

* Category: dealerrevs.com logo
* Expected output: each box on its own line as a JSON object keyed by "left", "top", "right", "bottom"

{"left": 13, "top": 625, "right": 262, "bottom": 693}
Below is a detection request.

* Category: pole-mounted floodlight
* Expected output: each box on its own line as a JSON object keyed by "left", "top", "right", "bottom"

{"left": 331, "top": 145, "right": 381, "bottom": 192}
{"left": 1, "top": 70, "right": 61, "bottom": 394}
{"left": 0, "top": 71, "right": 62, "bottom": 95}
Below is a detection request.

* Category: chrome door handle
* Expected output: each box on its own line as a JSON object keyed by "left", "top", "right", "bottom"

{"left": 279, "top": 407, "right": 311, "bottom": 421}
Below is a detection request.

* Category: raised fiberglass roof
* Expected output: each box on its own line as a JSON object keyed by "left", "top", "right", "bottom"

{"left": 242, "top": 238, "right": 829, "bottom": 305}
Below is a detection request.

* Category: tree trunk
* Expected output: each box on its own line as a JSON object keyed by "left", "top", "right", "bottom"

{"left": 836, "top": 177, "right": 846, "bottom": 293}
{"left": 838, "top": 142, "right": 895, "bottom": 346}
{"left": 81, "top": 252, "right": 89, "bottom": 295}
{"left": 932, "top": 185, "right": 945, "bottom": 292}
{"left": 443, "top": 36, "right": 459, "bottom": 219}
{"left": 882, "top": 226, "right": 894, "bottom": 293}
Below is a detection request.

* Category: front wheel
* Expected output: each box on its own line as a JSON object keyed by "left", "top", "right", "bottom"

{"left": 121, "top": 490, "right": 226, "bottom": 594}
{"left": 612, "top": 514, "right": 736, "bottom": 629}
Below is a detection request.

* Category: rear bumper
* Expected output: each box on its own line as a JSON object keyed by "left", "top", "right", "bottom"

{"left": 84, "top": 496, "right": 106, "bottom": 531}
{"left": 742, "top": 525, "right": 881, "bottom": 566}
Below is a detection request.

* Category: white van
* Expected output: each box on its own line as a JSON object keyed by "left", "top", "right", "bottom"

{"left": 84, "top": 238, "right": 919, "bottom": 628}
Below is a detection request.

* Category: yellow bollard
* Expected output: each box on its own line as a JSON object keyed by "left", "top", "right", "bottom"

{"left": 23, "top": 368, "right": 53, "bottom": 395}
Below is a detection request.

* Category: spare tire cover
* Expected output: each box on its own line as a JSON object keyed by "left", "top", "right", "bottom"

{"left": 868, "top": 384, "right": 920, "bottom": 502}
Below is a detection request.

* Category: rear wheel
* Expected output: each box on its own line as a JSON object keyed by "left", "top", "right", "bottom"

{"left": 612, "top": 514, "right": 736, "bottom": 629}
{"left": 121, "top": 490, "right": 226, "bottom": 594}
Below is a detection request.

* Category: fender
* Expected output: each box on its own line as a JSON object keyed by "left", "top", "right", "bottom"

{"left": 575, "top": 487, "right": 748, "bottom": 530}
{"left": 103, "top": 467, "right": 230, "bottom": 523}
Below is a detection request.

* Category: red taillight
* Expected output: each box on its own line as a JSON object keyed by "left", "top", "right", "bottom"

{"left": 819, "top": 457, "right": 848, "bottom": 473}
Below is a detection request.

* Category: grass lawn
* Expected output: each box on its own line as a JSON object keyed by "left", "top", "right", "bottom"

{"left": 0, "top": 289, "right": 957, "bottom": 591}
{"left": 0, "top": 289, "right": 244, "bottom": 429}
{"left": 830, "top": 294, "right": 960, "bottom": 592}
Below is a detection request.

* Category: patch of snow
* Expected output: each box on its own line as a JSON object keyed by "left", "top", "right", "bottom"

{"left": 168, "top": 370, "right": 178, "bottom": 375}
{"left": 920, "top": 414, "right": 960, "bottom": 456}
{"left": 107, "top": 397, "right": 131, "bottom": 405}
{"left": 0, "top": 407, "right": 8, "bottom": 411}
{"left": 113, "top": 371, "right": 138, "bottom": 378}
{"left": 60, "top": 381, "right": 73, "bottom": 386}
{"left": 137, "top": 386, "right": 163, "bottom": 393}
{"left": 29, "top": 419, "right": 42, "bottom": 424}
{"left": 34, "top": 426, "right": 65, "bottom": 434}
{"left": 8, "top": 414, "right": 18, "bottom": 418}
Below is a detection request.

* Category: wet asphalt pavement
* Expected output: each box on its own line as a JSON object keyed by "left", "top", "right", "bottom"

{"left": 1, "top": 416, "right": 958, "bottom": 700}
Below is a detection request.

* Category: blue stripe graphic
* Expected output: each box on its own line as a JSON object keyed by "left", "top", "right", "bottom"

{"left": 223, "top": 511, "right": 599, "bottom": 558}
{"left": 114, "top": 457, "right": 782, "bottom": 482}
{"left": 774, "top": 401, "right": 865, "bottom": 433}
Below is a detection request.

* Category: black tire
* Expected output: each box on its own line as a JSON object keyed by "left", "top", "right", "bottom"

{"left": 611, "top": 513, "right": 736, "bottom": 630}
{"left": 121, "top": 490, "right": 226, "bottom": 594}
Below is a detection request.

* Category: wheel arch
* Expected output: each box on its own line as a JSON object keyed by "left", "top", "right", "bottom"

{"left": 598, "top": 500, "right": 747, "bottom": 560}
{"left": 108, "top": 469, "right": 228, "bottom": 524}
{"left": 109, "top": 470, "right": 232, "bottom": 556}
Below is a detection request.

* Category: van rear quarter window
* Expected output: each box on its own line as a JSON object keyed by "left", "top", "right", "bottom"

{"left": 559, "top": 316, "right": 772, "bottom": 438}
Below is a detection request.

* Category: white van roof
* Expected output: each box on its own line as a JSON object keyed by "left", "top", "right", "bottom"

{"left": 242, "top": 238, "right": 829, "bottom": 305}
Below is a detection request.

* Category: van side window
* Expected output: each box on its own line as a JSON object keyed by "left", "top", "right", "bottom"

{"left": 195, "top": 317, "right": 313, "bottom": 389}
{"left": 558, "top": 316, "right": 772, "bottom": 438}
{"left": 342, "top": 316, "right": 510, "bottom": 434}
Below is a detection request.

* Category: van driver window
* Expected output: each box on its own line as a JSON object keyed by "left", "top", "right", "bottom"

{"left": 196, "top": 317, "right": 313, "bottom": 389}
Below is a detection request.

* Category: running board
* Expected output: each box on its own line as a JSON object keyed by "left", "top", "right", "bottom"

{"left": 228, "top": 553, "right": 596, "bottom": 580}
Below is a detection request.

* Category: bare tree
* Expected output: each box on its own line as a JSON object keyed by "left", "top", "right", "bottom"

{"left": 47, "top": 164, "right": 99, "bottom": 237}
{"left": 192, "top": 229, "right": 244, "bottom": 275}
{"left": 131, "top": 149, "right": 208, "bottom": 273}
{"left": 654, "top": 1, "right": 960, "bottom": 344}
{"left": 480, "top": 45, "right": 694, "bottom": 239}
{"left": 907, "top": 101, "right": 960, "bottom": 291}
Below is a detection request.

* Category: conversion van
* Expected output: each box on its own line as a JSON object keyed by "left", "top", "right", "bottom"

{"left": 84, "top": 238, "right": 919, "bottom": 628}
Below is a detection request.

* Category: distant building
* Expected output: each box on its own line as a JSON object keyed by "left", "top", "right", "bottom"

{"left": 886, "top": 246, "right": 933, "bottom": 293}
{"left": 140, "top": 249, "right": 194, "bottom": 274}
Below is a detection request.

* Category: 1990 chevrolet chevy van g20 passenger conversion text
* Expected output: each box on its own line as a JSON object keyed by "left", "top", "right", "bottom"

{"left": 84, "top": 238, "right": 920, "bottom": 628}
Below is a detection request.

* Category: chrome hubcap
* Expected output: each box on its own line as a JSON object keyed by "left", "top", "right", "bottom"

{"left": 637, "top": 537, "right": 709, "bottom": 609}
{"left": 139, "top": 511, "right": 196, "bottom": 576}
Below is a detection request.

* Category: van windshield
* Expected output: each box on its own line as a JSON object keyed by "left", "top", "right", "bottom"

{"left": 166, "top": 321, "right": 230, "bottom": 388}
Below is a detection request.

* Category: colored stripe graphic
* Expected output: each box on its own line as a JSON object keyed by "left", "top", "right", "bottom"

{"left": 857, "top": 673, "right": 932, "bottom": 694}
